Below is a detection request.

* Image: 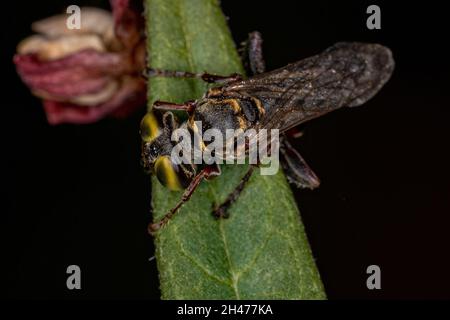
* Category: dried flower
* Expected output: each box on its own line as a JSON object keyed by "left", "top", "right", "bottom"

{"left": 14, "top": 0, "right": 146, "bottom": 125}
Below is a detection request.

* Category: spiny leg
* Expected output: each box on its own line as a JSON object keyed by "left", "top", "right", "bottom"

{"left": 149, "top": 165, "right": 220, "bottom": 234}
{"left": 213, "top": 165, "right": 255, "bottom": 219}
{"left": 152, "top": 100, "right": 196, "bottom": 114}
{"left": 147, "top": 68, "right": 243, "bottom": 84}
{"left": 280, "top": 137, "right": 320, "bottom": 189}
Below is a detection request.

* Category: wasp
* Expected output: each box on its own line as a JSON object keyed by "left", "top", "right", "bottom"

{"left": 141, "top": 32, "right": 394, "bottom": 233}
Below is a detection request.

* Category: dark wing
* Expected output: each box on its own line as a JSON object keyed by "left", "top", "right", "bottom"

{"left": 222, "top": 42, "right": 394, "bottom": 132}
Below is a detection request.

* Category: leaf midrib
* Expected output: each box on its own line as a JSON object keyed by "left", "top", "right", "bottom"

{"left": 170, "top": 0, "right": 241, "bottom": 299}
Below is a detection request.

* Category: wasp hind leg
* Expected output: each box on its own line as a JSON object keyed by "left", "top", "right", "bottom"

{"left": 213, "top": 165, "right": 255, "bottom": 219}
{"left": 280, "top": 137, "right": 321, "bottom": 189}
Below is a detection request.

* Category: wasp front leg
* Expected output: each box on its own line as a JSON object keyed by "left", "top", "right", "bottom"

{"left": 152, "top": 100, "right": 197, "bottom": 114}
{"left": 145, "top": 31, "right": 265, "bottom": 84}
{"left": 149, "top": 165, "right": 221, "bottom": 234}
{"left": 146, "top": 68, "right": 243, "bottom": 85}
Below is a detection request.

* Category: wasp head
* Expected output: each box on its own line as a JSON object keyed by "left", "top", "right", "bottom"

{"left": 140, "top": 111, "right": 196, "bottom": 191}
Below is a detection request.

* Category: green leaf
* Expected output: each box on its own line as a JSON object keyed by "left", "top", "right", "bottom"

{"left": 145, "top": 0, "right": 326, "bottom": 299}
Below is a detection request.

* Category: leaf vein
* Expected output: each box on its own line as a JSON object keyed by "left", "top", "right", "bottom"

{"left": 172, "top": 224, "right": 232, "bottom": 286}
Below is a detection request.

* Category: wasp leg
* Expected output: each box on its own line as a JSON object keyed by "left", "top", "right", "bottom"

{"left": 239, "top": 31, "right": 266, "bottom": 75}
{"left": 146, "top": 68, "right": 243, "bottom": 84}
{"left": 152, "top": 100, "right": 196, "bottom": 114}
{"left": 145, "top": 31, "right": 265, "bottom": 83}
{"left": 280, "top": 137, "right": 321, "bottom": 189}
{"left": 286, "top": 127, "right": 304, "bottom": 139}
{"left": 148, "top": 165, "right": 221, "bottom": 234}
{"left": 213, "top": 165, "right": 255, "bottom": 219}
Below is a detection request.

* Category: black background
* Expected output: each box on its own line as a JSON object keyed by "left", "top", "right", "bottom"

{"left": 2, "top": 0, "right": 449, "bottom": 299}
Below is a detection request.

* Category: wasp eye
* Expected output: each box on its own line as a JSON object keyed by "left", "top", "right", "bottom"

{"left": 154, "top": 156, "right": 194, "bottom": 191}
{"left": 140, "top": 112, "right": 160, "bottom": 142}
{"left": 149, "top": 144, "right": 160, "bottom": 158}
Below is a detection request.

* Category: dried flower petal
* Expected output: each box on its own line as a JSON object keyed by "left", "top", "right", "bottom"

{"left": 14, "top": 50, "right": 122, "bottom": 98}
{"left": 67, "top": 80, "right": 119, "bottom": 106}
{"left": 43, "top": 77, "right": 145, "bottom": 125}
{"left": 17, "top": 34, "right": 106, "bottom": 60}
{"left": 111, "top": 0, "right": 143, "bottom": 48}
{"left": 13, "top": 0, "right": 146, "bottom": 125}
{"left": 32, "top": 7, "right": 116, "bottom": 47}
